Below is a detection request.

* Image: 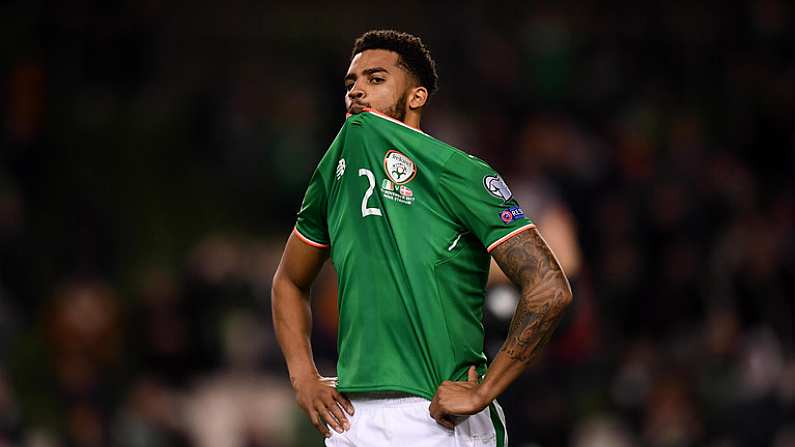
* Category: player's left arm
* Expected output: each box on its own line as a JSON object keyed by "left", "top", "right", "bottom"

{"left": 429, "top": 227, "right": 573, "bottom": 428}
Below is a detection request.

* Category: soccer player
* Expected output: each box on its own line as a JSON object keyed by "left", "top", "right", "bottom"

{"left": 272, "top": 30, "right": 572, "bottom": 446}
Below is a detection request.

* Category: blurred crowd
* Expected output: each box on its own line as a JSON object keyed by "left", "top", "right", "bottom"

{"left": 1, "top": 1, "right": 793, "bottom": 446}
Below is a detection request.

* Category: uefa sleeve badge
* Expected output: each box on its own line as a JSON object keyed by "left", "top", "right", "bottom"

{"left": 483, "top": 175, "right": 513, "bottom": 201}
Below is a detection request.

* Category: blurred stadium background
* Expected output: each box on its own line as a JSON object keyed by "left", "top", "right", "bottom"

{"left": 1, "top": 1, "right": 794, "bottom": 446}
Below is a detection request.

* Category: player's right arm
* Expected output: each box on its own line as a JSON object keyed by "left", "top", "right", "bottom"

{"left": 272, "top": 232, "right": 353, "bottom": 438}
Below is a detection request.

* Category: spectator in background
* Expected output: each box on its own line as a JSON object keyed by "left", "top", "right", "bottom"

{"left": 45, "top": 279, "right": 124, "bottom": 447}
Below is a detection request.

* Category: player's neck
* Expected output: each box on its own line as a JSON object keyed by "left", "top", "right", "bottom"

{"left": 403, "top": 111, "right": 421, "bottom": 131}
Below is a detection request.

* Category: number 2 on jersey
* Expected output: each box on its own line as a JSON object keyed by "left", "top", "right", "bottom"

{"left": 358, "top": 168, "right": 382, "bottom": 218}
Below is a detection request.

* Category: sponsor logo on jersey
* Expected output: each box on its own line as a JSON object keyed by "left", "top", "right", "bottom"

{"left": 382, "top": 179, "right": 394, "bottom": 191}
{"left": 383, "top": 150, "right": 416, "bottom": 185}
{"left": 336, "top": 158, "right": 346, "bottom": 180}
{"left": 499, "top": 206, "right": 525, "bottom": 224}
{"left": 483, "top": 175, "right": 513, "bottom": 201}
{"left": 399, "top": 185, "right": 413, "bottom": 197}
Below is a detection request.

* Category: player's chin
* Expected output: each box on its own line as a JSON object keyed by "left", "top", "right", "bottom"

{"left": 347, "top": 103, "right": 369, "bottom": 114}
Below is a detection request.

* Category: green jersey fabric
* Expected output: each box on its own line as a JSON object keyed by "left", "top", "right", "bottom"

{"left": 294, "top": 110, "right": 534, "bottom": 400}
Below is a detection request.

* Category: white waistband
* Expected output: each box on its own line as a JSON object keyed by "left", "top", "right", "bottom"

{"left": 349, "top": 395, "right": 430, "bottom": 409}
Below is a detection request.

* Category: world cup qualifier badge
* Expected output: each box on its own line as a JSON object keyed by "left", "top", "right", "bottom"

{"left": 383, "top": 150, "right": 416, "bottom": 185}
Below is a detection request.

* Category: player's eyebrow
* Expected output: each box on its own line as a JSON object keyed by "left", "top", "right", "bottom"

{"left": 344, "top": 67, "right": 389, "bottom": 83}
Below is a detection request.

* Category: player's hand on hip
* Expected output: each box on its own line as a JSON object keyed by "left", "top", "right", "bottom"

{"left": 292, "top": 375, "right": 354, "bottom": 438}
{"left": 429, "top": 366, "right": 489, "bottom": 429}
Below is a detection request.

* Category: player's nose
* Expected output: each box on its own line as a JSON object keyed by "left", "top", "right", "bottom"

{"left": 347, "top": 83, "right": 365, "bottom": 100}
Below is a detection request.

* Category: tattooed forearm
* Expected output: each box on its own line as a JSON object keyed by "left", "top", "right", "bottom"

{"left": 491, "top": 228, "right": 572, "bottom": 363}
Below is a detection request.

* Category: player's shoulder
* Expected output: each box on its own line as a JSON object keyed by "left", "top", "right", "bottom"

{"left": 442, "top": 147, "right": 493, "bottom": 170}
{"left": 360, "top": 111, "right": 487, "bottom": 156}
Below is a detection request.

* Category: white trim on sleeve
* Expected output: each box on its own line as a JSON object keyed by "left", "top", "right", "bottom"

{"left": 292, "top": 227, "right": 330, "bottom": 249}
{"left": 486, "top": 224, "right": 536, "bottom": 253}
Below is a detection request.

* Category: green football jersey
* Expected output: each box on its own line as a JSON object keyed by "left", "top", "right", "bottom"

{"left": 294, "top": 110, "right": 534, "bottom": 400}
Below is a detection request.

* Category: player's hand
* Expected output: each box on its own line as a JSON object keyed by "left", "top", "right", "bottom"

{"left": 429, "top": 366, "right": 489, "bottom": 429}
{"left": 292, "top": 374, "right": 354, "bottom": 438}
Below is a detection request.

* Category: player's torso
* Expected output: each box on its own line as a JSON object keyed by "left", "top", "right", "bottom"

{"left": 326, "top": 113, "right": 463, "bottom": 273}
{"left": 322, "top": 112, "right": 490, "bottom": 396}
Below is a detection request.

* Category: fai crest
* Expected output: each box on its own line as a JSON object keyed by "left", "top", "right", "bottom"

{"left": 383, "top": 150, "right": 416, "bottom": 185}
{"left": 483, "top": 175, "right": 513, "bottom": 201}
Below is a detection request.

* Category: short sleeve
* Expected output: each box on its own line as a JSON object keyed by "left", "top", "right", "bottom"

{"left": 438, "top": 152, "right": 535, "bottom": 252}
{"left": 293, "top": 120, "right": 354, "bottom": 248}
{"left": 294, "top": 166, "right": 330, "bottom": 248}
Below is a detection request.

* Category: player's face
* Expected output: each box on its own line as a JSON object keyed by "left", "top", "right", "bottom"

{"left": 344, "top": 49, "right": 412, "bottom": 121}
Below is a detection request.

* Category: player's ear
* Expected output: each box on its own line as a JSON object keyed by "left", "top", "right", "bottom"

{"left": 407, "top": 86, "right": 428, "bottom": 110}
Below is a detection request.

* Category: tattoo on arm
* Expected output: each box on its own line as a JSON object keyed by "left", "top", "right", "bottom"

{"left": 491, "top": 228, "right": 572, "bottom": 363}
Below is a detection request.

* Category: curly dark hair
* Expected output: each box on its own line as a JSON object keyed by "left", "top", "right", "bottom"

{"left": 351, "top": 30, "right": 439, "bottom": 96}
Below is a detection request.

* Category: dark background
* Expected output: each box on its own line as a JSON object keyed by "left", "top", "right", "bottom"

{"left": 1, "top": 1, "right": 793, "bottom": 446}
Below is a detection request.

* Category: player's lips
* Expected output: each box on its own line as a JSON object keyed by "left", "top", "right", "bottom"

{"left": 348, "top": 102, "right": 369, "bottom": 114}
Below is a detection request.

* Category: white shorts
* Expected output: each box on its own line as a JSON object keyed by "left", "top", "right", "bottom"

{"left": 325, "top": 395, "right": 508, "bottom": 447}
